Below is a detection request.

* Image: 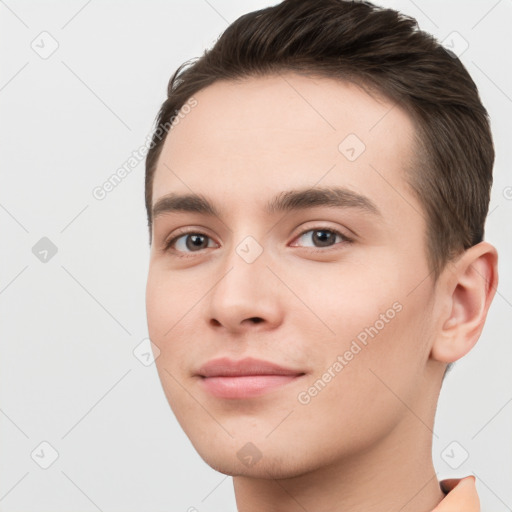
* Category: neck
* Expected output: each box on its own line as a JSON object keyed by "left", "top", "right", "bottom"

{"left": 233, "top": 415, "right": 445, "bottom": 512}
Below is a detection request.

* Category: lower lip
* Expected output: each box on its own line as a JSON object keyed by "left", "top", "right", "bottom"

{"left": 199, "top": 374, "right": 303, "bottom": 399}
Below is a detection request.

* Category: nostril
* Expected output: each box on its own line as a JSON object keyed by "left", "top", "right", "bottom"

{"left": 250, "top": 317, "right": 264, "bottom": 324}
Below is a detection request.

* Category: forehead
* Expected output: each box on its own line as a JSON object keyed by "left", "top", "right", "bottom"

{"left": 152, "top": 73, "right": 420, "bottom": 223}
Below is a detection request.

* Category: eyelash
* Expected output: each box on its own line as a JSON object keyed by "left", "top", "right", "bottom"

{"left": 163, "top": 226, "right": 353, "bottom": 257}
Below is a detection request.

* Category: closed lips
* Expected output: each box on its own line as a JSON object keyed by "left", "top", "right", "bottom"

{"left": 197, "top": 357, "right": 305, "bottom": 377}
{"left": 196, "top": 357, "right": 306, "bottom": 399}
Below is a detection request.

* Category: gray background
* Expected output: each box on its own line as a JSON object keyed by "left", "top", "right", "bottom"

{"left": 1, "top": 0, "right": 511, "bottom": 510}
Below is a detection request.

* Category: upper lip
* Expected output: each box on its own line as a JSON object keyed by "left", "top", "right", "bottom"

{"left": 197, "top": 357, "right": 305, "bottom": 377}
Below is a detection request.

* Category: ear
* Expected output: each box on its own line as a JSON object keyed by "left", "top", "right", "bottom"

{"left": 430, "top": 241, "right": 498, "bottom": 363}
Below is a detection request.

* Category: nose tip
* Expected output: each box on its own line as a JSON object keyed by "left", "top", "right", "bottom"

{"left": 205, "top": 253, "right": 285, "bottom": 333}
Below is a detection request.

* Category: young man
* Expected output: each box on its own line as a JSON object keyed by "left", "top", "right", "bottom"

{"left": 144, "top": 1, "right": 498, "bottom": 510}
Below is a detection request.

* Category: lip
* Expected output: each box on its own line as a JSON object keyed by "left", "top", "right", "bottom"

{"left": 196, "top": 357, "right": 306, "bottom": 399}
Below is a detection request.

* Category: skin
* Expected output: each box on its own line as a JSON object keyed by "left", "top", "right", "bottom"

{"left": 145, "top": 73, "right": 498, "bottom": 512}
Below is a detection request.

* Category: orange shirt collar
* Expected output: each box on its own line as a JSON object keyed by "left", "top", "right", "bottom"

{"left": 432, "top": 476, "right": 479, "bottom": 512}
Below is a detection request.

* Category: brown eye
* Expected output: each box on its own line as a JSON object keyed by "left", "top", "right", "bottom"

{"left": 165, "top": 232, "right": 216, "bottom": 253}
{"left": 294, "top": 228, "right": 350, "bottom": 249}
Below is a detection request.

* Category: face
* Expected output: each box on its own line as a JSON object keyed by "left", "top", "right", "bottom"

{"left": 145, "top": 73, "right": 441, "bottom": 478}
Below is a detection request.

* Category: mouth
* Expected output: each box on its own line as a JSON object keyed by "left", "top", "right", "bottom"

{"left": 196, "top": 356, "right": 306, "bottom": 399}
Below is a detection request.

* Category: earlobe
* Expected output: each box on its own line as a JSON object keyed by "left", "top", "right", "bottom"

{"left": 430, "top": 241, "right": 498, "bottom": 364}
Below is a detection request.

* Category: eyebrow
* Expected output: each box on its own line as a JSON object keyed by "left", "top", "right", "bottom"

{"left": 152, "top": 186, "right": 381, "bottom": 220}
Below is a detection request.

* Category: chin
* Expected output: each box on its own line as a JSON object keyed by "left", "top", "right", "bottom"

{"left": 189, "top": 436, "right": 326, "bottom": 480}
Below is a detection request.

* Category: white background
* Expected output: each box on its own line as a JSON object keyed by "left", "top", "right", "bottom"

{"left": 1, "top": 1, "right": 511, "bottom": 510}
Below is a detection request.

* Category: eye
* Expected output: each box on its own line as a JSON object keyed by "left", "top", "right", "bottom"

{"left": 291, "top": 227, "right": 352, "bottom": 249}
{"left": 163, "top": 226, "right": 352, "bottom": 256}
{"left": 164, "top": 231, "right": 217, "bottom": 254}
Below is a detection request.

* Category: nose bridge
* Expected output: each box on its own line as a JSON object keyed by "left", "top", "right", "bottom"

{"left": 216, "top": 233, "right": 269, "bottom": 303}
{"left": 205, "top": 230, "right": 282, "bottom": 329}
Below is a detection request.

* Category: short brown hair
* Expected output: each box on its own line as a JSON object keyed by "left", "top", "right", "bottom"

{"left": 145, "top": 0, "right": 494, "bottom": 282}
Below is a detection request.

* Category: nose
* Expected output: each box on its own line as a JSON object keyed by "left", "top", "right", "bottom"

{"left": 204, "top": 246, "right": 284, "bottom": 334}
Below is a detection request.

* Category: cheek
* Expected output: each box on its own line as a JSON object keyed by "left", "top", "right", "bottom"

{"left": 297, "top": 259, "right": 432, "bottom": 394}
{"left": 145, "top": 269, "right": 192, "bottom": 388}
{"left": 291, "top": 260, "right": 400, "bottom": 342}
{"left": 146, "top": 265, "right": 218, "bottom": 387}
{"left": 146, "top": 270, "right": 200, "bottom": 422}
{"left": 292, "top": 298, "right": 430, "bottom": 459}
{"left": 145, "top": 266, "right": 198, "bottom": 339}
